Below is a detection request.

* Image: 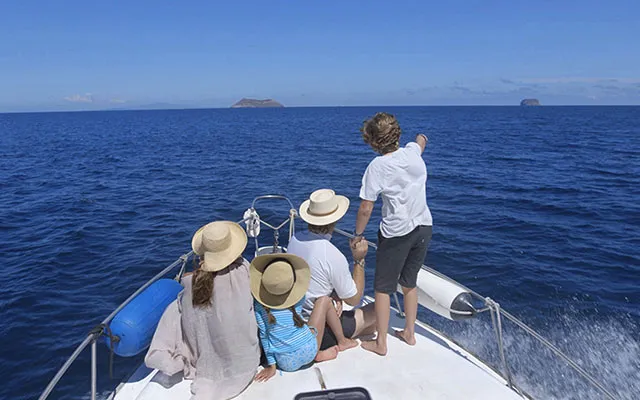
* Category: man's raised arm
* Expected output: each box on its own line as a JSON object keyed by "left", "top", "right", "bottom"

{"left": 415, "top": 134, "right": 428, "bottom": 153}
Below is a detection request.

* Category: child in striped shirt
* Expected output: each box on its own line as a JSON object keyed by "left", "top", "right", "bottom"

{"left": 250, "top": 253, "right": 351, "bottom": 382}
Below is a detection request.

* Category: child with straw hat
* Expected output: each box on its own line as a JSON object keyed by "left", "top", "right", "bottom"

{"left": 250, "top": 253, "right": 348, "bottom": 382}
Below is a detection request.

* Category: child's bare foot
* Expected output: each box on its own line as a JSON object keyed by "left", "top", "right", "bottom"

{"left": 394, "top": 329, "right": 416, "bottom": 346}
{"left": 315, "top": 346, "right": 339, "bottom": 362}
{"left": 361, "top": 340, "right": 387, "bottom": 356}
{"left": 337, "top": 338, "right": 358, "bottom": 351}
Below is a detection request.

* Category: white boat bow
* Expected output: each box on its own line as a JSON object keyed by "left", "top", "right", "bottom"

{"left": 38, "top": 194, "right": 618, "bottom": 400}
{"left": 111, "top": 297, "right": 526, "bottom": 400}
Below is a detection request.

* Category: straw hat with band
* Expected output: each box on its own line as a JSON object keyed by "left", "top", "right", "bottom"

{"left": 191, "top": 221, "right": 247, "bottom": 272}
{"left": 299, "top": 189, "right": 349, "bottom": 226}
{"left": 250, "top": 253, "right": 311, "bottom": 310}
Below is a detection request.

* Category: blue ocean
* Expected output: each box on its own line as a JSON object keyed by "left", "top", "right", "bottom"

{"left": 1, "top": 106, "right": 638, "bottom": 399}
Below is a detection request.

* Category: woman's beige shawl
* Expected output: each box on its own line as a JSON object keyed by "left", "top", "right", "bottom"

{"left": 145, "top": 258, "right": 260, "bottom": 400}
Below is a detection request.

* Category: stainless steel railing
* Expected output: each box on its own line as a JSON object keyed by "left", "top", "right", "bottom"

{"left": 38, "top": 253, "right": 192, "bottom": 400}
{"left": 38, "top": 207, "right": 274, "bottom": 400}
{"left": 39, "top": 195, "right": 618, "bottom": 400}
{"left": 333, "top": 226, "right": 618, "bottom": 400}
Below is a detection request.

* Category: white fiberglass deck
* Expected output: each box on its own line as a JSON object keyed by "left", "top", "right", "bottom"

{"left": 110, "top": 300, "right": 526, "bottom": 400}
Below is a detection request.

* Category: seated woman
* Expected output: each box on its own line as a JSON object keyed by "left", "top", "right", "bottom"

{"left": 250, "top": 253, "right": 348, "bottom": 382}
{"left": 146, "top": 221, "right": 260, "bottom": 400}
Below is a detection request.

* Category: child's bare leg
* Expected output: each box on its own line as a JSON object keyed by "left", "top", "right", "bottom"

{"left": 326, "top": 301, "right": 358, "bottom": 351}
{"left": 308, "top": 296, "right": 338, "bottom": 362}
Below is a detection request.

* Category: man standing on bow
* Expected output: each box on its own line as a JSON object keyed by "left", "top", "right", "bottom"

{"left": 354, "top": 112, "right": 433, "bottom": 356}
{"left": 287, "top": 189, "right": 376, "bottom": 351}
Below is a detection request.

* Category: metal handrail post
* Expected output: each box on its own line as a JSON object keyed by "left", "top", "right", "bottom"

{"left": 39, "top": 253, "right": 192, "bottom": 400}
{"left": 488, "top": 300, "right": 513, "bottom": 388}
{"left": 501, "top": 310, "right": 617, "bottom": 400}
{"left": 250, "top": 195, "right": 295, "bottom": 231}
{"left": 39, "top": 335, "right": 93, "bottom": 400}
{"left": 174, "top": 254, "right": 191, "bottom": 281}
{"left": 333, "top": 226, "right": 617, "bottom": 398}
{"left": 91, "top": 340, "right": 97, "bottom": 400}
{"left": 39, "top": 212, "right": 621, "bottom": 400}
{"left": 251, "top": 194, "right": 295, "bottom": 210}
{"left": 394, "top": 293, "right": 405, "bottom": 317}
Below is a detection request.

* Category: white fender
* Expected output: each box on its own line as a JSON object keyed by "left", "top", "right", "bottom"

{"left": 399, "top": 268, "right": 475, "bottom": 321}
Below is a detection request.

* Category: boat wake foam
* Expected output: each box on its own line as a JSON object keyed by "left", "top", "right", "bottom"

{"left": 422, "top": 309, "right": 639, "bottom": 400}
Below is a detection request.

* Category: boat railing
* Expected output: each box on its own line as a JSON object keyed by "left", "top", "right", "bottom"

{"left": 38, "top": 252, "right": 194, "bottom": 400}
{"left": 39, "top": 195, "right": 619, "bottom": 400}
{"left": 39, "top": 211, "right": 263, "bottom": 400}
{"left": 332, "top": 228, "right": 619, "bottom": 400}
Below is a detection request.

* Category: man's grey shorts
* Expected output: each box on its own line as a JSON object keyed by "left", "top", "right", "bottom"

{"left": 374, "top": 225, "right": 432, "bottom": 294}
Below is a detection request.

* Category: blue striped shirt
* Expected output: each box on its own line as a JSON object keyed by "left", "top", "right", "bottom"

{"left": 254, "top": 299, "right": 315, "bottom": 365}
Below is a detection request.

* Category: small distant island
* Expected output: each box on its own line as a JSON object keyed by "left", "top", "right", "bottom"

{"left": 520, "top": 98, "right": 541, "bottom": 106}
{"left": 231, "top": 98, "right": 284, "bottom": 108}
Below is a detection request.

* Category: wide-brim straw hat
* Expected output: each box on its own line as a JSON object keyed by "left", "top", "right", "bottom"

{"left": 191, "top": 221, "right": 247, "bottom": 272}
{"left": 250, "top": 253, "right": 310, "bottom": 310}
{"left": 299, "top": 189, "right": 349, "bottom": 226}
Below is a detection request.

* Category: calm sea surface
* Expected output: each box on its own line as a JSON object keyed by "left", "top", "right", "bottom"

{"left": 1, "top": 106, "right": 638, "bottom": 399}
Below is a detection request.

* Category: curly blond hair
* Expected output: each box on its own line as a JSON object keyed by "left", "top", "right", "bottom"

{"left": 361, "top": 112, "right": 401, "bottom": 154}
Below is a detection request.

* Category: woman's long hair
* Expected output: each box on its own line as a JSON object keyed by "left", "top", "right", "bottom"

{"left": 192, "top": 259, "right": 216, "bottom": 308}
{"left": 265, "top": 306, "right": 306, "bottom": 328}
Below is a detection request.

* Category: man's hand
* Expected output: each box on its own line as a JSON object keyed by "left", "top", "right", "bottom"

{"left": 350, "top": 237, "right": 368, "bottom": 261}
{"left": 350, "top": 235, "right": 363, "bottom": 246}
{"left": 416, "top": 134, "right": 428, "bottom": 153}
{"left": 255, "top": 364, "right": 276, "bottom": 382}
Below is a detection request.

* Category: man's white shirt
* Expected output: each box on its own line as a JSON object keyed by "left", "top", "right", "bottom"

{"left": 287, "top": 231, "right": 357, "bottom": 317}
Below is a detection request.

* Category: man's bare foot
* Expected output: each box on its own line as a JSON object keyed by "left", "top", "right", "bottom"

{"left": 337, "top": 338, "right": 358, "bottom": 352}
{"left": 361, "top": 340, "right": 387, "bottom": 356}
{"left": 394, "top": 329, "right": 416, "bottom": 346}
{"left": 315, "top": 346, "right": 339, "bottom": 362}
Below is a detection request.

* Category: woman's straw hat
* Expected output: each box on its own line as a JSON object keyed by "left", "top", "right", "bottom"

{"left": 299, "top": 189, "right": 349, "bottom": 226}
{"left": 250, "top": 253, "right": 310, "bottom": 310}
{"left": 191, "top": 221, "right": 247, "bottom": 272}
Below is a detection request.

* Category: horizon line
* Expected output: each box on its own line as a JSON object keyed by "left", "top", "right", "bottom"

{"left": 2, "top": 104, "right": 639, "bottom": 115}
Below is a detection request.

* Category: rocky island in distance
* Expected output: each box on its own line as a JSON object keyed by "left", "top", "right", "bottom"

{"left": 231, "top": 98, "right": 284, "bottom": 108}
{"left": 520, "top": 98, "right": 541, "bottom": 106}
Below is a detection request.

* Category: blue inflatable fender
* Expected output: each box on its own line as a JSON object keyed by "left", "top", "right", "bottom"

{"left": 105, "top": 278, "right": 183, "bottom": 357}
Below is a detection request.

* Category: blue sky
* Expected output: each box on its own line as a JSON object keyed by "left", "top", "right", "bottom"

{"left": 1, "top": 1, "right": 639, "bottom": 111}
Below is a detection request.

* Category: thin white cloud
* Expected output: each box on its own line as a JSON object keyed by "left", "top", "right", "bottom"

{"left": 64, "top": 93, "right": 94, "bottom": 103}
{"left": 516, "top": 77, "right": 640, "bottom": 84}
